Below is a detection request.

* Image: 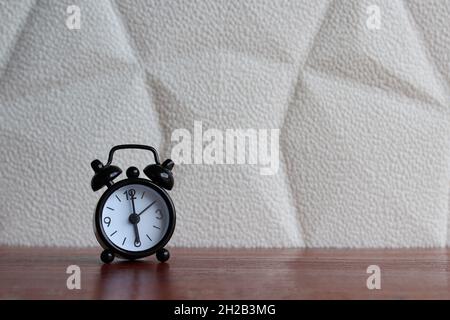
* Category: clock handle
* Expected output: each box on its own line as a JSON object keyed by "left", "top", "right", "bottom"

{"left": 105, "top": 144, "right": 161, "bottom": 166}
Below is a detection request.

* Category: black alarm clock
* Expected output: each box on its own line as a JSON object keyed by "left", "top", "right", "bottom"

{"left": 90, "top": 144, "right": 176, "bottom": 264}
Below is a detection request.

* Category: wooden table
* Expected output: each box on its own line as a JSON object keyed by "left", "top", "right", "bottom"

{"left": 0, "top": 246, "right": 449, "bottom": 299}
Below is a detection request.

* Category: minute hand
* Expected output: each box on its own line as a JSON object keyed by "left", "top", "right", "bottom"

{"left": 138, "top": 201, "right": 157, "bottom": 216}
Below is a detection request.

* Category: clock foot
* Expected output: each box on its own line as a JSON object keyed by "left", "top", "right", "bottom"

{"left": 100, "top": 249, "right": 115, "bottom": 263}
{"left": 156, "top": 248, "right": 170, "bottom": 263}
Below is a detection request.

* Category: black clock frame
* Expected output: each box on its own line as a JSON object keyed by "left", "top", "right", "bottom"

{"left": 94, "top": 177, "right": 176, "bottom": 260}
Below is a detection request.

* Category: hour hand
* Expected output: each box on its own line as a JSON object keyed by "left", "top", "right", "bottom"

{"left": 138, "top": 200, "right": 156, "bottom": 216}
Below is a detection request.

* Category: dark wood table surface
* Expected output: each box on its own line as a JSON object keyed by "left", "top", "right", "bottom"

{"left": 0, "top": 246, "right": 449, "bottom": 299}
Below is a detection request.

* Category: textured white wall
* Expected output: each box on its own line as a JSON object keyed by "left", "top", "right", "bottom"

{"left": 1, "top": 0, "right": 450, "bottom": 248}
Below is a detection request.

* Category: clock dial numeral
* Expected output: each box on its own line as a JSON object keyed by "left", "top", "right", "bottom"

{"left": 155, "top": 209, "right": 162, "bottom": 220}
{"left": 153, "top": 225, "right": 160, "bottom": 230}
{"left": 146, "top": 234, "right": 152, "bottom": 241}
{"left": 103, "top": 217, "right": 111, "bottom": 227}
{"left": 124, "top": 189, "right": 136, "bottom": 201}
{"left": 141, "top": 191, "right": 145, "bottom": 199}
{"left": 106, "top": 207, "right": 114, "bottom": 211}
{"left": 115, "top": 195, "right": 121, "bottom": 202}
{"left": 122, "top": 237, "right": 127, "bottom": 246}
{"left": 110, "top": 230, "right": 117, "bottom": 237}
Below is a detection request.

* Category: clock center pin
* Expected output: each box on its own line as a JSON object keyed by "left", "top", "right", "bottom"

{"left": 128, "top": 213, "right": 140, "bottom": 224}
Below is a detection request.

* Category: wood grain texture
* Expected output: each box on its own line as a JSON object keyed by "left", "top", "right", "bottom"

{"left": 0, "top": 246, "right": 449, "bottom": 299}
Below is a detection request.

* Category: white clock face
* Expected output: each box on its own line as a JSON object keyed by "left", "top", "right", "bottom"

{"left": 100, "top": 183, "right": 171, "bottom": 252}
